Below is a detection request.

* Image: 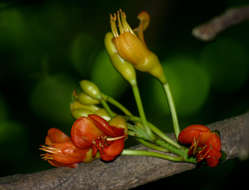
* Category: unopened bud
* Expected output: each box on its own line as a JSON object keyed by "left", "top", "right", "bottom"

{"left": 105, "top": 32, "right": 137, "bottom": 86}
{"left": 70, "top": 101, "right": 99, "bottom": 112}
{"left": 95, "top": 108, "right": 111, "bottom": 121}
{"left": 78, "top": 92, "right": 100, "bottom": 105}
{"left": 72, "top": 109, "right": 93, "bottom": 119}
{"left": 83, "top": 148, "right": 94, "bottom": 163}
{"left": 80, "top": 80, "right": 102, "bottom": 100}
{"left": 109, "top": 115, "right": 128, "bottom": 136}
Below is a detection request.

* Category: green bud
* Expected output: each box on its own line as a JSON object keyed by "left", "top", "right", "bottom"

{"left": 109, "top": 115, "right": 128, "bottom": 136}
{"left": 78, "top": 92, "right": 100, "bottom": 105}
{"left": 72, "top": 109, "right": 93, "bottom": 119}
{"left": 80, "top": 80, "right": 102, "bottom": 100}
{"left": 95, "top": 108, "right": 111, "bottom": 121}
{"left": 83, "top": 148, "right": 94, "bottom": 163}
{"left": 104, "top": 32, "right": 137, "bottom": 86}
{"left": 70, "top": 101, "right": 99, "bottom": 112}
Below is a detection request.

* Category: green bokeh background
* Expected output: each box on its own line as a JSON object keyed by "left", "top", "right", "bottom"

{"left": 0, "top": 0, "right": 249, "bottom": 189}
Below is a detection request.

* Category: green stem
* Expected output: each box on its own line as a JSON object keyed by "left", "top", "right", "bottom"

{"left": 122, "top": 149, "right": 184, "bottom": 162}
{"left": 127, "top": 115, "right": 181, "bottom": 149}
{"left": 100, "top": 99, "right": 115, "bottom": 118}
{"left": 102, "top": 94, "right": 133, "bottom": 116}
{"left": 131, "top": 84, "right": 154, "bottom": 140}
{"left": 137, "top": 138, "right": 169, "bottom": 152}
{"left": 154, "top": 139, "right": 196, "bottom": 163}
{"left": 162, "top": 83, "right": 180, "bottom": 139}
{"left": 155, "top": 139, "right": 186, "bottom": 157}
{"left": 147, "top": 122, "right": 181, "bottom": 149}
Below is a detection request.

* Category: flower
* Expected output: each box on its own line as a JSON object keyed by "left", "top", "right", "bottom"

{"left": 178, "top": 124, "right": 222, "bottom": 167}
{"left": 71, "top": 114, "right": 127, "bottom": 161}
{"left": 71, "top": 116, "right": 105, "bottom": 149}
{"left": 109, "top": 9, "right": 166, "bottom": 84}
{"left": 40, "top": 128, "right": 93, "bottom": 168}
{"left": 89, "top": 114, "right": 126, "bottom": 161}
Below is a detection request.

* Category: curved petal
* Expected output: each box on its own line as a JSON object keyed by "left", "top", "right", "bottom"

{"left": 88, "top": 114, "right": 118, "bottom": 137}
{"left": 46, "top": 128, "right": 70, "bottom": 145}
{"left": 71, "top": 117, "right": 104, "bottom": 148}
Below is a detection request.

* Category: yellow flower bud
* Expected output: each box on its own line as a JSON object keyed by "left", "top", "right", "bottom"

{"left": 104, "top": 32, "right": 137, "bottom": 86}
{"left": 77, "top": 92, "right": 100, "bottom": 105}
{"left": 80, "top": 80, "right": 102, "bottom": 100}
{"left": 110, "top": 9, "right": 166, "bottom": 84}
{"left": 109, "top": 115, "right": 128, "bottom": 136}
{"left": 95, "top": 108, "right": 111, "bottom": 121}
{"left": 71, "top": 109, "right": 94, "bottom": 119}
{"left": 70, "top": 101, "right": 99, "bottom": 112}
{"left": 83, "top": 148, "right": 94, "bottom": 163}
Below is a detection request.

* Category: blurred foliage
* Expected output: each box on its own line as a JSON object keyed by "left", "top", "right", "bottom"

{"left": 0, "top": 1, "right": 248, "bottom": 189}
{"left": 30, "top": 74, "right": 76, "bottom": 130}
{"left": 0, "top": 94, "right": 8, "bottom": 121}
{"left": 200, "top": 37, "right": 249, "bottom": 92}
{"left": 70, "top": 33, "right": 99, "bottom": 76}
{"left": 148, "top": 56, "right": 210, "bottom": 117}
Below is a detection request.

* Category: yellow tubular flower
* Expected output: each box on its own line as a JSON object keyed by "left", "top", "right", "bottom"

{"left": 110, "top": 9, "right": 166, "bottom": 84}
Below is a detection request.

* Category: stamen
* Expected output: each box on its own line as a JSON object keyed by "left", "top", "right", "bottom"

{"left": 196, "top": 145, "right": 209, "bottom": 162}
{"left": 120, "top": 10, "right": 135, "bottom": 34}
{"left": 40, "top": 145, "right": 58, "bottom": 154}
{"left": 41, "top": 153, "right": 53, "bottom": 160}
{"left": 107, "top": 135, "right": 125, "bottom": 141}
{"left": 110, "top": 13, "right": 119, "bottom": 38}
{"left": 117, "top": 10, "right": 124, "bottom": 34}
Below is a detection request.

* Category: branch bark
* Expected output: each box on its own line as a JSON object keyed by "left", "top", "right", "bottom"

{"left": 0, "top": 112, "right": 249, "bottom": 190}
{"left": 192, "top": 5, "right": 249, "bottom": 41}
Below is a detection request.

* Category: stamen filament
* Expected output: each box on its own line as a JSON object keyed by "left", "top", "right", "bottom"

{"left": 120, "top": 10, "right": 135, "bottom": 34}
{"left": 107, "top": 135, "right": 125, "bottom": 141}
{"left": 117, "top": 10, "right": 124, "bottom": 34}
{"left": 110, "top": 13, "right": 119, "bottom": 37}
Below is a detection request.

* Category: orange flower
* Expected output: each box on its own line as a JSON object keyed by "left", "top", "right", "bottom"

{"left": 110, "top": 9, "right": 166, "bottom": 84}
{"left": 89, "top": 114, "right": 126, "bottom": 161}
{"left": 71, "top": 117, "right": 105, "bottom": 149}
{"left": 178, "top": 125, "right": 222, "bottom": 167}
{"left": 40, "top": 128, "right": 93, "bottom": 168}
{"left": 71, "top": 115, "right": 127, "bottom": 161}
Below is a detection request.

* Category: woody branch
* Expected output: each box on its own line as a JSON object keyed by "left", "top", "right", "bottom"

{"left": 192, "top": 5, "right": 249, "bottom": 41}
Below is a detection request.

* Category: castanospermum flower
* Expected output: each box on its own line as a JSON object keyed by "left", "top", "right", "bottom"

{"left": 71, "top": 114, "right": 127, "bottom": 161}
{"left": 178, "top": 124, "right": 222, "bottom": 167}
{"left": 40, "top": 128, "right": 94, "bottom": 168}
{"left": 109, "top": 9, "right": 166, "bottom": 84}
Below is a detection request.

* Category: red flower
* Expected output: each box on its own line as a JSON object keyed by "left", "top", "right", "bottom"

{"left": 71, "top": 115, "right": 126, "bottom": 161}
{"left": 178, "top": 125, "right": 221, "bottom": 167}
{"left": 71, "top": 117, "right": 105, "bottom": 149}
{"left": 40, "top": 128, "right": 93, "bottom": 168}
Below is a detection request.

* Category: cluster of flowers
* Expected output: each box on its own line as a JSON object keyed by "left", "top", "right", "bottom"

{"left": 40, "top": 9, "right": 222, "bottom": 168}
{"left": 178, "top": 125, "right": 221, "bottom": 167}
{"left": 40, "top": 114, "right": 127, "bottom": 168}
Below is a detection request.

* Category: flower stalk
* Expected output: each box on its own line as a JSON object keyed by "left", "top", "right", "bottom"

{"left": 163, "top": 83, "right": 180, "bottom": 139}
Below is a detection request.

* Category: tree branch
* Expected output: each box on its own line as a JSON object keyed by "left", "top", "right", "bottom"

{"left": 0, "top": 112, "right": 249, "bottom": 190}
{"left": 192, "top": 5, "right": 249, "bottom": 41}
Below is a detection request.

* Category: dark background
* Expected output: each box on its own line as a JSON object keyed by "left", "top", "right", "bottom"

{"left": 0, "top": 0, "right": 249, "bottom": 189}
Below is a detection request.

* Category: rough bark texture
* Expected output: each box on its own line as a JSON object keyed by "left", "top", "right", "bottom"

{"left": 192, "top": 5, "right": 249, "bottom": 41}
{"left": 0, "top": 112, "right": 249, "bottom": 190}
